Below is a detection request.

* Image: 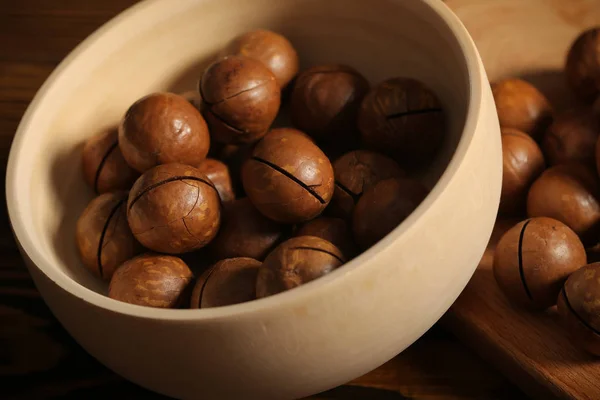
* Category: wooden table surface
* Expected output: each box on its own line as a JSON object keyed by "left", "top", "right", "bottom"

{"left": 0, "top": 1, "right": 527, "bottom": 399}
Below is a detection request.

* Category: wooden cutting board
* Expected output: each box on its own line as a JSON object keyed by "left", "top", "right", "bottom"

{"left": 442, "top": 1, "right": 600, "bottom": 399}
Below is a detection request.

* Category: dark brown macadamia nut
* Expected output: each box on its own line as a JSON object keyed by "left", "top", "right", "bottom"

{"left": 491, "top": 78, "right": 553, "bottom": 140}
{"left": 330, "top": 150, "right": 406, "bottom": 219}
{"left": 190, "top": 257, "right": 261, "bottom": 308}
{"left": 557, "top": 262, "right": 600, "bottom": 355}
{"left": 82, "top": 129, "right": 139, "bottom": 193}
{"left": 291, "top": 64, "right": 369, "bottom": 147}
{"left": 256, "top": 236, "right": 345, "bottom": 298}
{"left": 221, "top": 29, "right": 299, "bottom": 89}
{"left": 200, "top": 55, "right": 281, "bottom": 144}
{"left": 218, "top": 144, "right": 254, "bottom": 196}
{"left": 197, "top": 158, "right": 235, "bottom": 203}
{"left": 358, "top": 77, "right": 445, "bottom": 170}
{"left": 595, "top": 125, "right": 600, "bottom": 179}
{"left": 76, "top": 191, "right": 142, "bottom": 281}
{"left": 108, "top": 254, "right": 193, "bottom": 308}
{"left": 118, "top": 92, "right": 210, "bottom": 172}
{"left": 127, "top": 163, "right": 221, "bottom": 254}
{"left": 542, "top": 109, "right": 600, "bottom": 167}
{"left": 296, "top": 217, "right": 356, "bottom": 260}
{"left": 493, "top": 217, "right": 586, "bottom": 310}
{"left": 242, "top": 128, "right": 334, "bottom": 223}
{"left": 527, "top": 163, "right": 600, "bottom": 242}
{"left": 353, "top": 177, "right": 428, "bottom": 249}
{"left": 209, "top": 198, "right": 284, "bottom": 261}
{"left": 566, "top": 27, "right": 600, "bottom": 103}
{"left": 594, "top": 96, "right": 600, "bottom": 116}
{"left": 500, "top": 128, "right": 546, "bottom": 216}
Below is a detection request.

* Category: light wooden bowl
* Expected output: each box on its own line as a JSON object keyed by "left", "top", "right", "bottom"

{"left": 6, "top": 0, "right": 501, "bottom": 398}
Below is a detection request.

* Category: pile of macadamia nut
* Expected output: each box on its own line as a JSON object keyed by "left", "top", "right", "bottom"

{"left": 76, "top": 29, "right": 447, "bottom": 310}
{"left": 492, "top": 27, "right": 600, "bottom": 355}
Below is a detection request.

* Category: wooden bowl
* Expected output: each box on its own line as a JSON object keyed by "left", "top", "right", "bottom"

{"left": 5, "top": 0, "right": 501, "bottom": 398}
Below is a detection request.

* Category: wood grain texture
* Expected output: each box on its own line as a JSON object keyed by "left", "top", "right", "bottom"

{"left": 443, "top": 1, "right": 600, "bottom": 399}
{"left": 0, "top": 0, "right": 525, "bottom": 399}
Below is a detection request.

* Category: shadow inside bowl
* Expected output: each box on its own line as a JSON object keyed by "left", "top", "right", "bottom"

{"left": 166, "top": 51, "right": 219, "bottom": 95}
{"left": 50, "top": 142, "right": 108, "bottom": 295}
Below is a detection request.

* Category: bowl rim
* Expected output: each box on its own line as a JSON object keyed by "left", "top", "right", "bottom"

{"left": 6, "top": 0, "right": 485, "bottom": 321}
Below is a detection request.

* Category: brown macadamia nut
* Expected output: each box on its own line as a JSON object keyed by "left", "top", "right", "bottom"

{"left": 353, "top": 177, "right": 428, "bottom": 249}
{"left": 209, "top": 198, "right": 284, "bottom": 261}
{"left": 127, "top": 163, "right": 221, "bottom": 254}
{"left": 493, "top": 217, "right": 586, "bottom": 310}
{"left": 196, "top": 158, "right": 235, "bottom": 203}
{"left": 295, "top": 217, "right": 356, "bottom": 260}
{"left": 566, "top": 28, "right": 600, "bottom": 103}
{"left": 527, "top": 163, "right": 600, "bottom": 243}
{"left": 76, "top": 191, "right": 142, "bottom": 281}
{"left": 220, "top": 29, "right": 299, "bottom": 89}
{"left": 108, "top": 253, "right": 193, "bottom": 308}
{"left": 329, "top": 150, "right": 406, "bottom": 219}
{"left": 256, "top": 236, "right": 345, "bottom": 298}
{"left": 118, "top": 92, "right": 210, "bottom": 172}
{"left": 358, "top": 77, "right": 446, "bottom": 170}
{"left": 81, "top": 129, "right": 139, "bottom": 194}
{"left": 190, "top": 257, "right": 261, "bottom": 308}
{"left": 291, "top": 64, "right": 369, "bottom": 148}
{"left": 242, "top": 128, "right": 334, "bottom": 223}
{"left": 491, "top": 78, "right": 553, "bottom": 140}
{"left": 542, "top": 109, "right": 600, "bottom": 167}
{"left": 500, "top": 128, "right": 546, "bottom": 216}
{"left": 557, "top": 262, "right": 600, "bottom": 355}
{"left": 200, "top": 55, "right": 281, "bottom": 144}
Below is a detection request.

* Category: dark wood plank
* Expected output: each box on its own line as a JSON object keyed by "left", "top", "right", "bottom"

{"left": 0, "top": 1, "right": 522, "bottom": 399}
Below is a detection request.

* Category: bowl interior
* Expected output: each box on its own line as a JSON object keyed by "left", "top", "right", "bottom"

{"left": 12, "top": 0, "right": 469, "bottom": 300}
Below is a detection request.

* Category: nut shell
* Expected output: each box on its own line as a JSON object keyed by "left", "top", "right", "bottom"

{"left": 557, "top": 262, "right": 600, "bottom": 355}
{"left": 127, "top": 163, "right": 221, "bottom": 254}
{"left": 330, "top": 150, "right": 405, "bottom": 219}
{"left": 209, "top": 198, "right": 284, "bottom": 261}
{"left": 291, "top": 64, "right": 369, "bottom": 147}
{"left": 353, "top": 177, "right": 428, "bottom": 249}
{"left": 358, "top": 77, "right": 445, "bottom": 170}
{"left": 500, "top": 128, "right": 545, "bottom": 215}
{"left": 221, "top": 29, "right": 299, "bottom": 89}
{"left": 200, "top": 55, "right": 281, "bottom": 144}
{"left": 118, "top": 92, "right": 210, "bottom": 172}
{"left": 256, "top": 236, "right": 345, "bottom": 298}
{"left": 542, "top": 109, "right": 600, "bottom": 167}
{"left": 82, "top": 129, "right": 139, "bottom": 193}
{"left": 108, "top": 254, "right": 193, "bottom": 308}
{"left": 295, "top": 217, "right": 356, "bottom": 260}
{"left": 527, "top": 163, "right": 600, "bottom": 242}
{"left": 196, "top": 158, "right": 235, "bottom": 203}
{"left": 242, "top": 128, "right": 334, "bottom": 223}
{"left": 76, "top": 191, "right": 142, "bottom": 281}
{"left": 566, "top": 28, "right": 600, "bottom": 103}
{"left": 493, "top": 217, "right": 586, "bottom": 310}
{"left": 491, "top": 78, "right": 553, "bottom": 140}
{"left": 190, "top": 257, "right": 261, "bottom": 308}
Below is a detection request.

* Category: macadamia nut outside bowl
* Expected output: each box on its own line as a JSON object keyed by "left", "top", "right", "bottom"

{"left": 6, "top": 0, "right": 501, "bottom": 398}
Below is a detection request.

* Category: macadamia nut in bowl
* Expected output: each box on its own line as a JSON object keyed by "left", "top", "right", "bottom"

{"left": 6, "top": 0, "right": 501, "bottom": 398}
